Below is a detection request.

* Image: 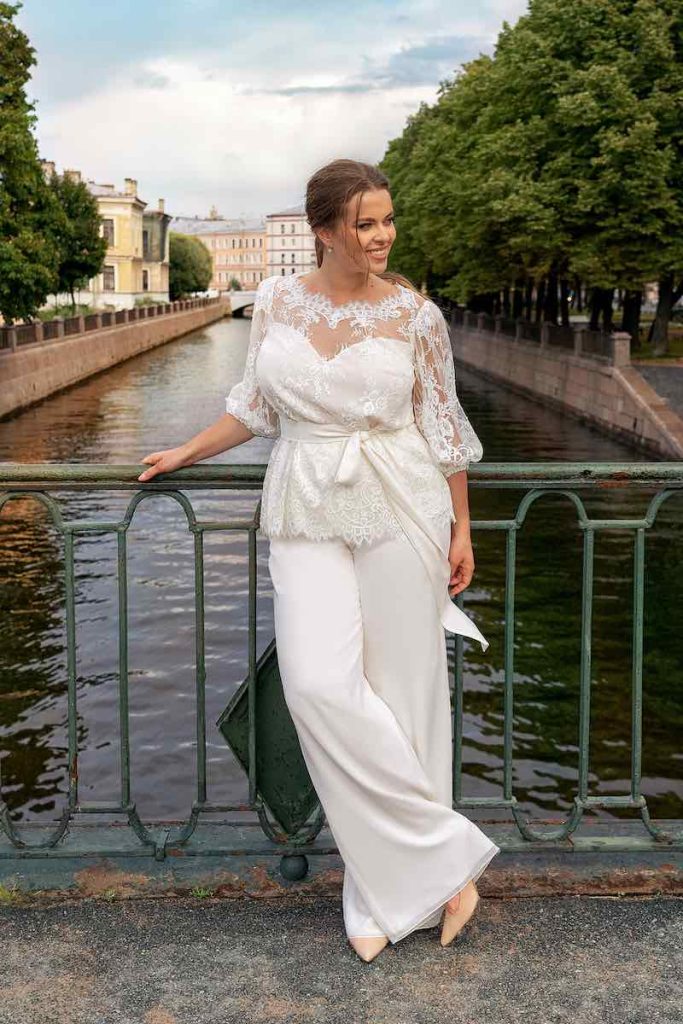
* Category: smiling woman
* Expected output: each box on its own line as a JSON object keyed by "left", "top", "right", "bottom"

{"left": 140, "top": 158, "right": 496, "bottom": 963}
{"left": 226, "top": 159, "right": 496, "bottom": 960}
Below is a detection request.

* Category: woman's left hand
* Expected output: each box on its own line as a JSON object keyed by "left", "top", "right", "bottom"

{"left": 447, "top": 526, "right": 475, "bottom": 597}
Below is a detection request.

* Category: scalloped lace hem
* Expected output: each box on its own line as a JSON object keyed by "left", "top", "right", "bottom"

{"left": 262, "top": 522, "right": 406, "bottom": 549}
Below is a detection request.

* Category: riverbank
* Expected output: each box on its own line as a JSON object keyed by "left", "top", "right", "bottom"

{"left": 0, "top": 298, "right": 231, "bottom": 421}
{"left": 452, "top": 321, "right": 683, "bottom": 460}
{"left": 0, "top": 893, "right": 679, "bottom": 1023}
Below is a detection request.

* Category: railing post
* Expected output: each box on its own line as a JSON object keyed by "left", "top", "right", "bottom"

{"left": 494, "top": 314, "right": 503, "bottom": 335}
{"left": 574, "top": 327, "right": 585, "bottom": 358}
{"left": 515, "top": 318, "right": 523, "bottom": 341}
{"left": 7, "top": 326, "right": 17, "bottom": 352}
{"left": 76, "top": 314, "right": 85, "bottom": 335}
{"left": 540, "top": 321, "right": 549, "bottom": 349}
{"left": 54, "top": 317, "right": 64, "bottom": 339}
{"left": 477, "top": 312, "right": 486, "bottom": 332}
{"left": 93, "top": 313, "right": 102, "bottom": 330}
{"left": 610, "top": 330, "right": 631, "bottom": 367}
{"left": 34, "top": 321, "right": 44, "bottom": 344}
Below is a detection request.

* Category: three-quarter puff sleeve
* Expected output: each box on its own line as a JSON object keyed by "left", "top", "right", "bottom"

{"left": 225, "top": 278, "right": 280, "bottom": 438}
{"left": 412, "top": 299, "right": 483, "bottom": 476}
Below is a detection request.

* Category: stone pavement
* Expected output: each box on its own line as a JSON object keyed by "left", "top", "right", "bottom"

{"left": 634, "top": 361, "right": 683, "bottom": 418}
{"left": 0, "top": 893, "right": 680, "bottom": 1024}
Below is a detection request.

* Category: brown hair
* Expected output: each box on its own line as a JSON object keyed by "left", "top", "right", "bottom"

{"left": 304, "top": 158, "right": 421, "bottom": 295}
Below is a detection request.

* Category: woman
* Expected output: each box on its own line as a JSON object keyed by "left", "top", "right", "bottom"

{"left": 138, "top": 159, "right": 500, "bottom": 963}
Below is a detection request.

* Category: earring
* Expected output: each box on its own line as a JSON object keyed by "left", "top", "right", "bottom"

{"left": 327, "top": 247, "right": 333, "bottom": 253}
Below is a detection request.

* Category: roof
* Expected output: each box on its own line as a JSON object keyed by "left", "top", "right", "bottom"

{"left": 267, "top": 203, "right": 306, "bottom": 217}
{"left": 170, "top": 216, "right": 266, "bottom": 235}
{"left": 86, "top": 182, "right": 145, "bottom": 202}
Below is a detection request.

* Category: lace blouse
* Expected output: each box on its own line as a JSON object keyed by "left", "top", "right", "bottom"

{"left": 225, "top": 272, "right": 489, "bottom": 649}
{"left": 225, "top": 272, "right": 483, "bottom": 547}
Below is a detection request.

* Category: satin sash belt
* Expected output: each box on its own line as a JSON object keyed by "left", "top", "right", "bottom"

{"left": 278, "top": 415, "right": 489, "bottom": 652}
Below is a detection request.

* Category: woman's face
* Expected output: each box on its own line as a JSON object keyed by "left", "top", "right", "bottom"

{"left": 325, "top": 188, "right": 396, "bottom": 273}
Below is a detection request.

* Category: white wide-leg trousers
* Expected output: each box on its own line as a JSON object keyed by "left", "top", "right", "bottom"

{"left": 268, "top": 527, "right": 500, "bottom": 945}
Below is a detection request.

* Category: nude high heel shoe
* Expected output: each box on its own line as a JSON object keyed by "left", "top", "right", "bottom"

{"left": 348, "top": 935, "right": 389, "bottom": 962}
{"left": 440, "top": 879, "right": 481, "bottom": 947}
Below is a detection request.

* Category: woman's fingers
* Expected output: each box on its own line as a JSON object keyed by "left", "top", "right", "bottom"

{"left": 138, "top": 460, "right": 165, "bottom": 482}
{"left": 448, "top": 559, "right": 474, "bottom": 595}
{"left": 138, "top": 451, "right": 168, "bottom": 480}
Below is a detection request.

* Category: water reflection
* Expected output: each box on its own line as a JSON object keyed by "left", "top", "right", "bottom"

{"left": 0, "top": 316, "right": 680, "bottom": 830}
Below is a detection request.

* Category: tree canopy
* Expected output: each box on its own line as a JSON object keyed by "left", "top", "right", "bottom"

{"left": 169, "top": 233, "right": 213, "bottom": 299}
{"left": 380, "top": 0, "right": 683, "bottom": 348}
{"left": 0, "top": 2, "right": 60, "bottom": 322}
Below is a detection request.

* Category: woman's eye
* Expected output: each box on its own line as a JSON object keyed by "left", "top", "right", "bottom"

{"left": 358, "top": 217, "right": 394, "bottom": 228}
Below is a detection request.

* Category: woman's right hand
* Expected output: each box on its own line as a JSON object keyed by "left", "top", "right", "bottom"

{"left": 137, "top": 445, "right": 192, "bottom": 482}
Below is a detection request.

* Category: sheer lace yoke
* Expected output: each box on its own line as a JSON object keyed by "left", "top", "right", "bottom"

{"left": 277, "top": 272, "right": 416, "bottom": 363}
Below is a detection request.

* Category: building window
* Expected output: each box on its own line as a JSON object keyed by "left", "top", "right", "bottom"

{"left": 281, "top": 253, "right": 285, "bottom": 262}
{"left": 103, "top": 265, "right": 115, "bottom": 290}
{"left": 102, "top": 219, "right": 115, "bottom": 245}
{"left": 291, "top": 253, "right": 295, "bottom": 262}
{"left": 259, "top": 238, "right": 262, "bottom": 247}
{"left": 291, "top": 224, "right": 295, "bottom": 233}
{"left": 142, "top": 269, "right": 149, "bottom": 291}
{"left": 232, "top": 238, "right": 236, "bottom": 248}
{"left": 281, "top": 224, "right": 285, "bottom": 233}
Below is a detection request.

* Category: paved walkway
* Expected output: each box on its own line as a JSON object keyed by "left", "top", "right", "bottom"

{"left": 0, "top": 894, "right": 680, "bottom": 1023}
{"left": 633, "top": 361, "right": 683, "bottom": 418}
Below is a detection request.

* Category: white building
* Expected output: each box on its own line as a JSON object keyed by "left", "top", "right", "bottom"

{"left": 266, "top": 204, "right": 317, "bottom": 277}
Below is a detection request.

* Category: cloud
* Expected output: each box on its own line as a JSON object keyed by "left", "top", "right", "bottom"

{"left": 19, "top": 0, "right": 527, "bottom": 216}
{"left": 133, "top": 70, "right": 173, "bottom": 90}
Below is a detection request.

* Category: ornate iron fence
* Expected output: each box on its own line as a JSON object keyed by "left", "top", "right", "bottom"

{"left": 0, "top": 463, "right": 681, "bottom": 875}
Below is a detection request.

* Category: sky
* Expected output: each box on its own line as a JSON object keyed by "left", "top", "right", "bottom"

{"left": 17, "top": 0, "right": 527, "bottom": 222}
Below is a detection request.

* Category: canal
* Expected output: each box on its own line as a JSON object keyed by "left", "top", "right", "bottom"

{"left": 0, "top": 315, "right": 680, "bottom": 829}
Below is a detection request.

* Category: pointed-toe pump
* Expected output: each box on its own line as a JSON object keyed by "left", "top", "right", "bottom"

{"left": 440, "top": 879, "right": 481, "bottom": 947}
{"left": 348, "top": 935, "right": 389, "bottom": 962}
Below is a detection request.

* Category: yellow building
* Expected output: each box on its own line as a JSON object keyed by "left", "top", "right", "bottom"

{"left": 40, "top": 162, "right": 171, "bottom": 309}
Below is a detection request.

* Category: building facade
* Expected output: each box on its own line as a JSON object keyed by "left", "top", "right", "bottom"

{"left": 170, "top": 203, "right": 318, "bottom": 292}
{"left": 39, "top": 162, "right": 171, "bottom": 309}
{"left": 170, "top": 216, "right": 268, "bottom": 291}
{"left": 266, "top": 204, "right": 317, "bottom": 277}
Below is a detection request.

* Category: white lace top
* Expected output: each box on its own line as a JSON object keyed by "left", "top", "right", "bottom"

{"left": 225, "top": 271, "right": 484, "bottom": 549}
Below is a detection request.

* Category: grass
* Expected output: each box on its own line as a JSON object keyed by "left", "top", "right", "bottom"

{"left": 633, "top": 324, "right": 683, "bottom": 360}
{"left": 0, "top": 881, "right": 23, "bottom": 904}
{"left": 190, "top": 886, "right": 215, "bottom": 898}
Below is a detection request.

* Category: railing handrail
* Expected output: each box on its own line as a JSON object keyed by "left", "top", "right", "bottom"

{"left": 1, "top": 462, "right": 681, "bottom": 488}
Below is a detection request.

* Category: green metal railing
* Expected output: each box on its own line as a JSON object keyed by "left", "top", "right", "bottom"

{"left": 1, "top": 462, "right": 682, "bottom": 871}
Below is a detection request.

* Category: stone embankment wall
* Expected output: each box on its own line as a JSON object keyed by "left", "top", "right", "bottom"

{"left": 0, "top": 299, "right": 230, "bottom": 419}
{"left": 451, "top": 314, "right": 683, "bottom": 460}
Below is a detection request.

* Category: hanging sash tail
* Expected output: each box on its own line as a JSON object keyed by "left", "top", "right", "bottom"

{"left": 278, "top": 415, "right": 490, "bottom": 653}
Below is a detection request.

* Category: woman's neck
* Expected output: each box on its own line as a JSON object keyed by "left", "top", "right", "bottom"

{"left": 301, "top": 266, "right": 392, "bottom": 302}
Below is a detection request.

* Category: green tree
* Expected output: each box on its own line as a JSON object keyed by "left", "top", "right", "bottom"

{"left": 169, "top": 232, "right": 213, "bottom": 300}
{"left": 381, "top": 0, "right": 683, "bottom": 347}
{"left": 0, "top": 1, "right": 60, "bottom": 323}
{"left": 46, "top": 170, "right": 108, "bottom": 312}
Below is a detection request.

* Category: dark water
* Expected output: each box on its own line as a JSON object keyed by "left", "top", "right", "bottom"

{"left": 0, "top": 317, "right": 680, "bottom": 832}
